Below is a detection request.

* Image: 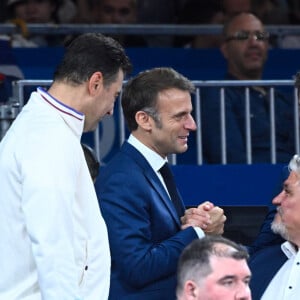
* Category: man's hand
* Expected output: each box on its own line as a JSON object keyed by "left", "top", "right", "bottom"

{"left": 181, "top": 201, "right": 226, "bottom": 235}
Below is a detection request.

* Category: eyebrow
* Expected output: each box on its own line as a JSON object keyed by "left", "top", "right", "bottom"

{"left": 218, "top": 275, "right": 236, "bottom": 282}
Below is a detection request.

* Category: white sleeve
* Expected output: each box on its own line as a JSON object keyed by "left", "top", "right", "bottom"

{"left": 21, "top": 129, "right": 81, "bottom": 299}
{"left": 193, "top": 226, "right": 205, "bottom": 238}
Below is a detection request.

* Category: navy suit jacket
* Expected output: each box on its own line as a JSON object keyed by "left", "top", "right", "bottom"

{"left": 97, "top": 142, "right": 198, "bottom": 300}
{"left": 248, "top": 244, "right": 288, "bottom": 300}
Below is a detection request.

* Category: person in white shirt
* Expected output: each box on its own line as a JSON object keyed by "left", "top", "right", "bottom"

{"left": 0, "top": 32, "right": 131, "bottom": 300}
{"left": 249, "top": 153, "right": 300, "bottom": 300}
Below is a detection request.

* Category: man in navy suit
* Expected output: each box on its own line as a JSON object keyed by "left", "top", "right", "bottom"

{"left": 249, "top": 154, "right": 300, "bottom": 300}
{"left": 97, "top": 67, "right": 226, "bottom": 299}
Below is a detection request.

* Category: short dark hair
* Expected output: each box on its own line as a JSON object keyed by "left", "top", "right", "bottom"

{"left": 121, "top": 67, "right": 195, "bottom": 131}
{"left": 54, "top": 33, "right": 132, "bottom": 87}
{"left": 176, "top": 236, "right": 249, "bottom": 297}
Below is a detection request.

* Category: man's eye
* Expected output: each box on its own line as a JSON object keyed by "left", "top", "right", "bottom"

{"left": 221, "top": 279, "right": 234, "bottom": 286}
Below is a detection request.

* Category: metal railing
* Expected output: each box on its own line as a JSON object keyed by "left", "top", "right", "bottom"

{"left": 1, "top": 24, "right": 300, "bottom": 42}
{"left": 1, "top": 79, "right": 297, "bottom": 165}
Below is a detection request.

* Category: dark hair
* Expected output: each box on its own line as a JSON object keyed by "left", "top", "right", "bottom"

{"left": 121, "top": 67, "right": 195, "bottom": 131}
{"left": 176, "top": 236, "right": 249, "bottom": 296}
{"left": 54, "top": 33, "right": 132, "bottom": 87}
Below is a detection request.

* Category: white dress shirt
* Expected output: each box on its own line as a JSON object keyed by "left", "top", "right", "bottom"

{"left": 262, "top": 241, "right": 300, "bottom": 300}
{"left": 0, "top": 88, "right": 110, "bottom": 299}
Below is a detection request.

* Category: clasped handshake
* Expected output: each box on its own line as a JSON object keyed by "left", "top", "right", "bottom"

{"left": 181, "top": 201, "right": 226, "bottom": 235}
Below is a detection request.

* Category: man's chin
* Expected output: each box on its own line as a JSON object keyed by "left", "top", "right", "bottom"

{"left": 271, "top": 221, "right": 288, "bottom": 239}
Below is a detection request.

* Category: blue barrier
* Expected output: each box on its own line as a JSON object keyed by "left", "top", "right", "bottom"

{"left": 12, "top": 47, "right": 300, "bottom": 80}
{"left": 172, "top": 163, "right": 287, "bottom": 206}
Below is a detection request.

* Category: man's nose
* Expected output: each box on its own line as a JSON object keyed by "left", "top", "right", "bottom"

{"left": 272, "top": 190, "right": 285, "bottom": 205}
{"left": 235, "top": 285, "right": 251, "bottom": 300}
{"left": 185, "top": 114, "right": 197, "bottom": 131}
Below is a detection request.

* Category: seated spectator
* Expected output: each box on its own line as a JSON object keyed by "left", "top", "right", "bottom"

{"left": 5, "top": 0, "right": 63, "bottom": 47}
{"left": 89, "top": 0, "right": 148, "bottom": 47}
{"left": 201, "top": 12, "right": 295, "bottom": 164}
{"left": 249, "top": 153, "right": 300, "bottom": 299}
{"left": 176, "top": 236, "right": 252, "bottom": 300}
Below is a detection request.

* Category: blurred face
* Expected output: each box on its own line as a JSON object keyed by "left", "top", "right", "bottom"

{"left": 194, "top": 257, "right": 252, "bottom": 300}
{"left": 13, "top": 0, "right": 56, "bottom": 23}
{"left": 84, "top": 69, "right": 124, "bottom": 132}
{"left": 92, "top": 0, "right": 136, "bottom": 24}
{"left": 146, "top": 88, "right": 197, "bottom": 158}
{"left": 272, "top": 171, "right": 300, "bottom": 246}
{"left": 221, "top": 13, "right": 269, "bottom": 80}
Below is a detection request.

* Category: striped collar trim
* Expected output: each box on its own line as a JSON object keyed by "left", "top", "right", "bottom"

{"left": 37, "top": 86, "right": 84, "bottom": 121}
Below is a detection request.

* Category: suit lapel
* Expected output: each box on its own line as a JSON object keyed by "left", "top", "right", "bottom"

{"left": 121, "top": 142, "right": 182, "bottom": 228}
{"left": 145, "top": 169, "right": 182, "bottom": 227}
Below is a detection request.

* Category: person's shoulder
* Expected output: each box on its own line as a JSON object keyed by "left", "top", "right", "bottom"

{"left": 249, "top": 243, "right": 284, "bottom": 265}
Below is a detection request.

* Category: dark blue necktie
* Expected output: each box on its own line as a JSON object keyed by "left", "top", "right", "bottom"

{"left": 160, "top": 163, "right": 185, "bottom": 218}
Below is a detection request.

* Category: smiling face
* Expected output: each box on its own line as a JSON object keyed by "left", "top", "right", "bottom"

{"left": 221, "top": 13, "right": 269, "bottom": 79}
{"left": 195, "top": 256, "right": 251, "bottom": 300}
{"left": 140, "top": 88, "right": 197, "bottom": 158}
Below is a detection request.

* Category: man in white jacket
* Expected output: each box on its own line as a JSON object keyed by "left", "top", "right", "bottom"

{"left": 0, "top": 33, "right": 131, "bottom": 300}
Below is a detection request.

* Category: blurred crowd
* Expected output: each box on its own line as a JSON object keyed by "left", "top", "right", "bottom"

{"left": 0, "top": 0, "right": 299, "bottom": 48}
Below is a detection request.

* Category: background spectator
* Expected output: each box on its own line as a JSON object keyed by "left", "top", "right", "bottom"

{"left": 89, "top": 0, "right": 147, "bottom": 47}
{"left": 5, "top": 0, "right": 64, "bottom": 47}
{"left": 201, "top": 12, "right": 295, "bottom": 164}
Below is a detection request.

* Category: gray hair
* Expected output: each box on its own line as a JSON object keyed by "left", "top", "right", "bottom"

{"left": 176, "top": 236, "right": 249, "bottom": 298}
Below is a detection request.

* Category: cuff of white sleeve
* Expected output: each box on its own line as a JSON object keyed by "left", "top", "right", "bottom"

{"left": 193, "top": 226, "right": 205, "bottom": 238}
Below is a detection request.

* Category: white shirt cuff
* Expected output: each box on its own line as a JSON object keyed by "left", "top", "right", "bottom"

{"left": 193, "top": 226, "right": 205, "bottom": 238}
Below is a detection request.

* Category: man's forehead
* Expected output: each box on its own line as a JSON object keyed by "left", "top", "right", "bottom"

{"left": 285, "top": 171, "right": 300, "bottom": 187}
{"left": 228, "top": 15, "right": 263, "bottom": 32}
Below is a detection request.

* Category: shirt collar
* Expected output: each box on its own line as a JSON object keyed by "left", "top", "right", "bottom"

{"left": 37, "top": 87, "right": 85, "bottom": 138}
{"left": 127, "top": 134, "right": 167, "bottom": 172}
{"left": 281, "top": 241, "right": 298, "bottom": 259}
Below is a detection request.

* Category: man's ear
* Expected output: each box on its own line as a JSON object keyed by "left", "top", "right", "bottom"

{"left": 88, "top": 71, "right": 104, "bottom": 96}
{"left": 220, "top": 42, "right": 228, "bottom": 59}
{"left": 135, "top": 111, "right": 152, "bottom": 131}
{"left": 183, "top": 280, "right": 199, "bottom": 299}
